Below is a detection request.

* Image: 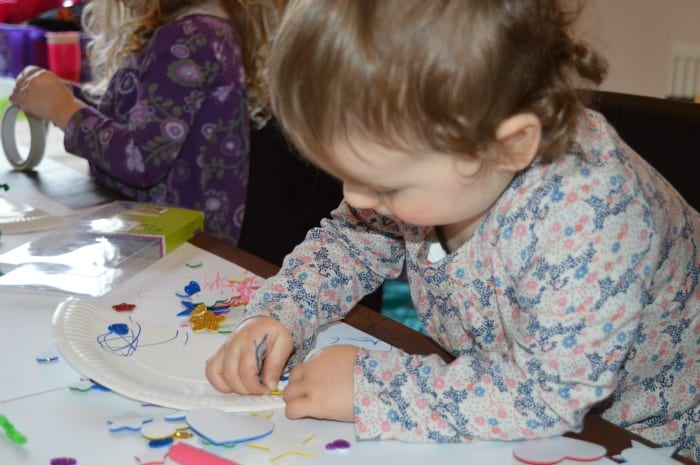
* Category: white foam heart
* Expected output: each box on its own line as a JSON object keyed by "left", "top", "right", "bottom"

{"left": 512, "top": 436, "right": 606, "bottom": 465}
{"left": 185, "top": 407, "right": 274, "bottom": 445}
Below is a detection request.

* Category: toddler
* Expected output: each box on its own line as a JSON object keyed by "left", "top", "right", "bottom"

{"left": 206, "top": 0, "right": 700, "bottom": 460}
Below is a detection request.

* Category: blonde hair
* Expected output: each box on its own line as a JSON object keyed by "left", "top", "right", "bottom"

{"left": 82, "top": 0, "right": 274, "bottom": 122}
{"left": 270, "top": 0, "right": 607, "bottom": 163}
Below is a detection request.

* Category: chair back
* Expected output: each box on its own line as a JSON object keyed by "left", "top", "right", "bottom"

{"left": 584, "top": 90, "right": 700, "bottom": 211}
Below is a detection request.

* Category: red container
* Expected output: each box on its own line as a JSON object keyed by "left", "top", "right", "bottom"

{"left": 45, "top": 31, "right": 81, "bottom": 82}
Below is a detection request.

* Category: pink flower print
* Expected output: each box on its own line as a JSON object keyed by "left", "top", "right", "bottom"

{"left": 415, "top": 398, "right": 427, "bottom": 410}
{"left": 645, "top": 394, "right": 657, "bottom": 407}
{"left": 551, "top": 221, "right": 562, "bottom": 233}
{"left": 322, "top": 289, "right": 336, "bottom": 300}
{"left": 566, "top": 192, "right": 579, "bottom": 203}
{"left": 515, "top": 223, "right": 527, "bottom": 237}
{"left": 273, "top": 284, "right": 285, "bottom": 293}
{"left": 125, "top": 140, "right": 145, "bottom": 173}
{"left": 381, "top": 421, "right": 392, "bottom": 433}
{"left": 620, "top": 404, "right": 630, "bottom": 420}
{"left": 433, "top": 377, "right": 445, "bottom": 390}
{"left": 357, "top": 423, "right": 367, "bottom": 434}
{"left": 475, "top": 416, "right": 486, "bottom": 426}
{"left": 617, "top": 224, "right": 629, "bottom": 241}
{"left": 640, "top": 229, "right": 649, "bottom": 241}
{"left": 361, "top": 396, "right": 371, "bottom": 407}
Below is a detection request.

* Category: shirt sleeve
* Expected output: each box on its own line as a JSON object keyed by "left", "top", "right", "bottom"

{"left": 352, "top": 164, "right": 654, "bottom": 442}
{"left": 243, "top": 202, "right": 407, "bottom": 367}
{"left": 63, "top": 20, "right": 238, "bottom": 189}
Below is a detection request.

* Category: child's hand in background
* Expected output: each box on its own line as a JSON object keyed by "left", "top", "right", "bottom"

{"left": 206, "top": 316, "right": 294, "bottom": 395}
{"left": 10, "top": 66, "right": 84, "bottom": 129}
{"left": 283, "top": 345, "right": 358, "bottom": 422}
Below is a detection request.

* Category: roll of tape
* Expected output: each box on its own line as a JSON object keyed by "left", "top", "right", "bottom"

{"left": 1, "top": 104, "right": 47, "bottom": 171}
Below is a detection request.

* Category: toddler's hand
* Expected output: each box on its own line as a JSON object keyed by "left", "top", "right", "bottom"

{"left": 205, "top": 316, "right": 294, "bottom": 395}
{"left": 282, "top": 345, "right": 358, "bottom": 422}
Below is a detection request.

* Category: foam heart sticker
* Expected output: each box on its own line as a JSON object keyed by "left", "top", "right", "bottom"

{"left": 185, "top": 407, "right": 274, "bottom": 446}
{"left": 512, "top": 436, "right": 607, "bottom": 465}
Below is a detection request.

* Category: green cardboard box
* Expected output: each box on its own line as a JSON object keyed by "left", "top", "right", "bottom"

{"left": 103, "top": 202, "right": 205, "bottom": 256}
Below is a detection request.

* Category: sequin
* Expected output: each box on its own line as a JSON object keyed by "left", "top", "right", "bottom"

{"left": 112, "top": 302, "right": 136, "bottom": 312}
{"left": 325, "top": 439, "right": 351, "bottom": 451}
{"left": 189, "top": 308, "right": 226, "bottom": 332}
{"left": 50, "top": 459, "right": 77, "bottom": 465}
{"left": 108, "top": 323, "right": 129, "bottom": 335}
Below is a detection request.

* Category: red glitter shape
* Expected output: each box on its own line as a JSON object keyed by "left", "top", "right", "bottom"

{"left": 112, "top": 303, "right": 137, "bottom": 312}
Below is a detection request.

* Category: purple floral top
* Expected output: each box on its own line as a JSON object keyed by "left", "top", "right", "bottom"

{"left": 244, "top": 110, "right": 700, "bottom": 461}
{"left": 64, "top": 14, "right": 249, "bottom": 244}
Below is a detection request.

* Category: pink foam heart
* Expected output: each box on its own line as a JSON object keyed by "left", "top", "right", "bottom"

{"left": 512, "top": 436, "right": 607, "bottom": 465}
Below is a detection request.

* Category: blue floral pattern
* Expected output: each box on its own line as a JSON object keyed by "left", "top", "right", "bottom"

{"left": 243, "top": 110, "right": 700, "bottom": 461}
{"left": 64, "top": 14, "right": 249, "bottom": 244}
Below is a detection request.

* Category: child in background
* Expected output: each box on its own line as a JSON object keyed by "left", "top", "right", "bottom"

{"left": 9, "top": 0, "right": 273, "bottom": 245}
{"left": 206, "top": 0, "right": 700, "bottom": 460}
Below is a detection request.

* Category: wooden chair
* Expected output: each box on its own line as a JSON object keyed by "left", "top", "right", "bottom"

{"left": 584, "top": 90, "right": 700, "bottom": 211}
{"left": 239, "top": 120, "right": 384, "bottom": 310}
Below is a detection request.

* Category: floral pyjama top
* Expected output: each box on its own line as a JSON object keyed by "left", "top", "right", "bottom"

{"left": 64, "top": 14, "right": 250, "bottom": 244}
{"left": 243, "top": 109, "right": 699, "bottom": 460}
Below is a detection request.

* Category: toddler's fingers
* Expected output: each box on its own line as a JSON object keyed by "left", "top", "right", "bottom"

{"left": 260, "top": 336, "right": 294, "bottom": 392}
{"left": 282, "top": 372, "right": 314, "bottom": 419}
{"left": 205, "top": 345, "right": 237, "bottom": 393}
{"left": 236, "top": 348, "right": 271, "bottom": 395}
{"left": 206, "top": 343, "right": 267, "bottom": 395}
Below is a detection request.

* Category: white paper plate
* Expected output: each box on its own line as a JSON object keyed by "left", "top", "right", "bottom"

{"left": 52, "top": 296, "right": 284, "bottom": 412}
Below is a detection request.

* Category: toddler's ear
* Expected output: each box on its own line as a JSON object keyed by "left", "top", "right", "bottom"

{"left": 494, "top": 113, "right": 542, "bottom": 171}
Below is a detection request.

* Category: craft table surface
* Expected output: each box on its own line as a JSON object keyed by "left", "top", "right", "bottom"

{"left": 1, "top": 129, "right": 696, "bottom": 465}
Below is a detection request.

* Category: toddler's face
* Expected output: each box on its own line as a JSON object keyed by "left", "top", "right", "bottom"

{"left": 317, "top": 136, "right": 517, "bottom": 241}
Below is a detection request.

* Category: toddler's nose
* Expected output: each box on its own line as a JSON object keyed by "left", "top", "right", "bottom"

{"left": 343, "top": 182, "right": 380, "bottom": 210}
